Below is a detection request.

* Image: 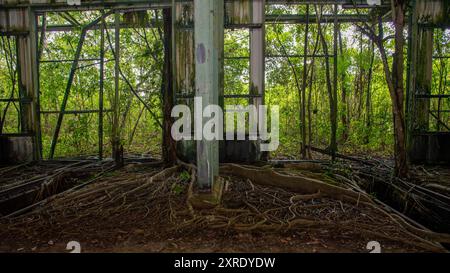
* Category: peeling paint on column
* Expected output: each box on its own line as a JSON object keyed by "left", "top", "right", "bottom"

{"left": 174, "top": 2, "right": 195, "bottom": 98}
{"left": 196, "top": 43, "right": 206, "bottom": 64}
{"left": 416, "top": 0, "right": 448, "bottom": 24}
{"left": 173, "top": 1, "right": 196, "bottom": 161}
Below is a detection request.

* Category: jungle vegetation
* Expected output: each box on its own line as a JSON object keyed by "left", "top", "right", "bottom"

{"left": 0, "top": 6, "right": 449, "bottom": 170}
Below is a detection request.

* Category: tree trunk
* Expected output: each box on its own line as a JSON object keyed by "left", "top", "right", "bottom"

{"left": 338, "top": 25, "right": 349, "bottom": 143}
{"left": 392, "top": 1, "right": 408, "bottom": 177}
{"left": 358, "top": 1, "right": 409, "bottom": 177}
{"left": 162, "top": 8, "right": 177, "bottom": 165}
{"left": 315, "top": 5, "right": 337, "bottom": 159}
{"left": 300, "top": 5, "right": 310, "bottom": 159}
{"left": 375, "top": 2, "right": 408, "bottom": 177}
{"left": 307, "top": 61, "right": 315, "bottom": 159}
{"left": 306, "top": 30, "right": 320, "bottom": 159}
{"left": 364, "top": 39, "right": 374, "bottom": 145}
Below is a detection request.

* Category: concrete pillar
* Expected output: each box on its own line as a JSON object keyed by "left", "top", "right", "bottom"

{"left": 173, "top": 1, "right": 195, "bottom": 99}
{"left": 407, "top": 0, "right": 444, "bottom": 163}
{"left": 249, "top": 0, "right": 265, "bottom": 110}
{"left": 414, "top": 28, "right": 433, "bottom": 131}
{"left": 194, "top": 0, "right": 224, "bottom": 190}
{"left": 172, "top": 1, "right": 196, "bottom": 161}
{"left": 15, "top": 8, "right": 41, "bottom": 160}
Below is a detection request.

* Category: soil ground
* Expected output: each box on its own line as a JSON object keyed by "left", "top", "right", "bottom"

{"left": 0, "top": 161, "right": 448, "bottom": 253}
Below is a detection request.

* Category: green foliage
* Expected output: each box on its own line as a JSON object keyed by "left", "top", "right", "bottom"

{"left": 1, "top": 9, "right": 449, "bottom": 160}
{"left": 171, "top": 182, "right": 185, "bottom": 195}
{"left": 179, "top": 170, "right": 191, "bottom": 182}
{"left": 34, "top": 10, "right": 164, "bottom": 158}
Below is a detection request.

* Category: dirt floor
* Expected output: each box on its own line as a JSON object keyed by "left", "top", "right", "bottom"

{"left": 0, "top": 229, "right": 427, "bottom": 253}
{"left": 0, "top": 160, "right": 449, "bottom": 253}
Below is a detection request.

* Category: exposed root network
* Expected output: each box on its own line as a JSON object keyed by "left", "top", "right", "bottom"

{"left": 1, "top": 162, "right": 449, "bottom": 253}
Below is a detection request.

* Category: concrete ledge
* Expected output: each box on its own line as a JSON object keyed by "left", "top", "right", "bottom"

{"left": 0, "top": 135, "right": 35, "bottom": 164}
{"left": 177, "top": 137, "right": 267, "bottom": 164}
{"left": 409, "top": 133, "right": 450, "bottom": 164}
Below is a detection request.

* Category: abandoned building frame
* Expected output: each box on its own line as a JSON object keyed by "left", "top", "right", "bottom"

{"left": 0, "top": 0, "right": 449, "bottom": 190}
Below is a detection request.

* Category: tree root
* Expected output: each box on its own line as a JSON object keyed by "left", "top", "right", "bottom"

{"left": 214, "top": 164, "right": 449, "bottom": 252}
{"left": 220, "top": 164, "right": 373, "bottom": 203}
{"left": 345, "top": 196, "right": 450, "bottom": 245}
{"left": 2, "top": 162, "right": 448, "bottom": 253}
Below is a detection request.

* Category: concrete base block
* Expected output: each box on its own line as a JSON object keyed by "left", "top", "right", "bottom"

{"left": 188, "top": 176, "right": 224, "bottom": 210}
{"left": 409, "top": 133, "right": 450, "bottom": 164}
{"left": 0, "top": 135, "right": 35, "bottom": 164}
